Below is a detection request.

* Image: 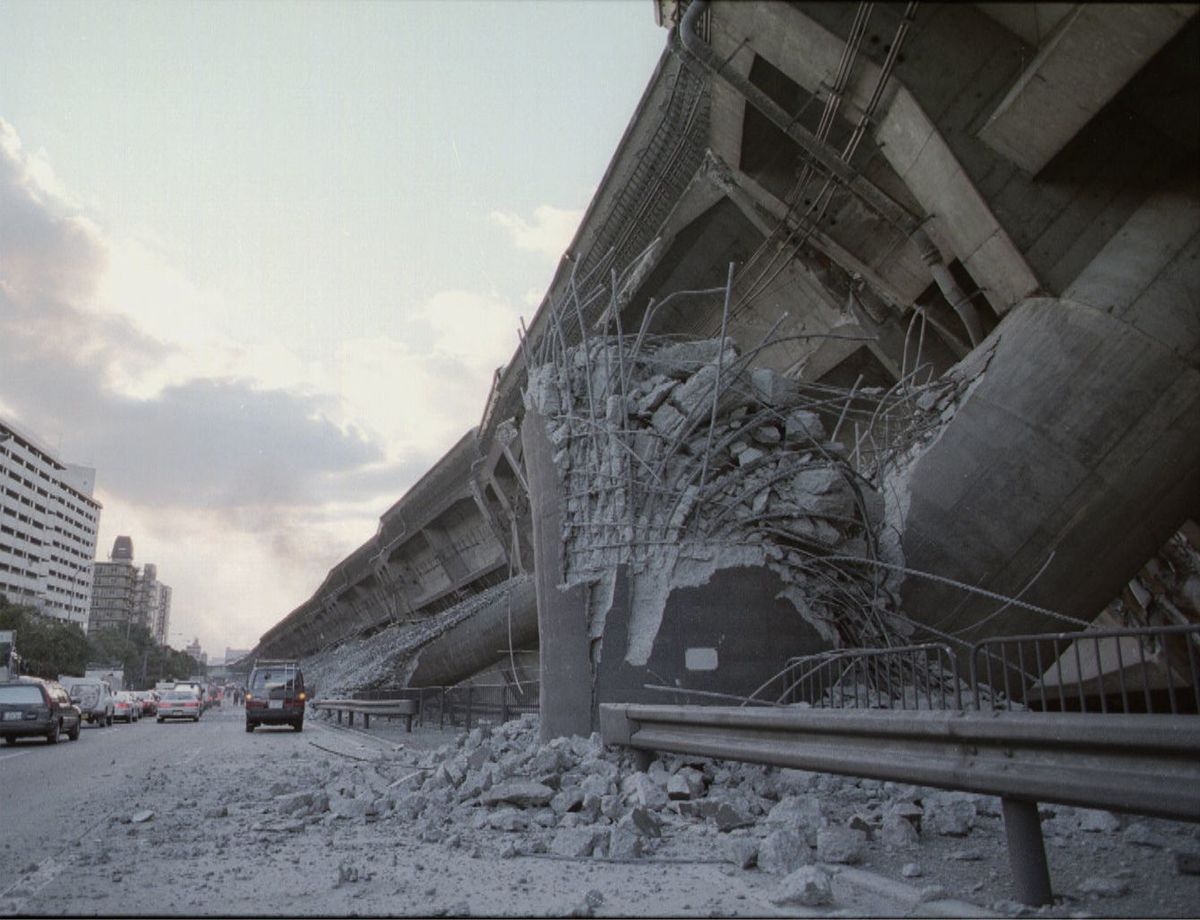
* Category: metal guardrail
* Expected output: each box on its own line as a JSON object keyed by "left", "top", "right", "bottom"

{"left": 604, "top": 624, "right": 1200, "bottom": 907}
{"left": 346, "top": 680, "right": 540, "bottom": 732}
{"left": 314, "top": 698, "right": 417, "bottom": 732}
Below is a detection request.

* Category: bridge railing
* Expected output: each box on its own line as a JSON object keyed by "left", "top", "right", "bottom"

{"left": 349, "top": 679, "right": 540, "bottom": 732}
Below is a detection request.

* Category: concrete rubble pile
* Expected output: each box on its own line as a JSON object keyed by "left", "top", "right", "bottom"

{"left": 525, "top": 334, "right": 958, "bottom": 649}
{"left": 293, "top": 713, "right": 1199, "bottom": 913}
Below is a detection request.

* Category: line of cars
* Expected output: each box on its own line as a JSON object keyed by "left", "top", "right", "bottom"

{"left": 0, "top": 676, "right": 214, "bottom": 745}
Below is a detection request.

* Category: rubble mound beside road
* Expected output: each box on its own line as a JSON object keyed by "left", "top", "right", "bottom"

{"left": 299, "top": 712, "right": 1200, "bottom": 916}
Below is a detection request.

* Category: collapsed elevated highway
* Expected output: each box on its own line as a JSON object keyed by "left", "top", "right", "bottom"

{"left": 250, "top": 2, "right": 1200, "bottom": 737}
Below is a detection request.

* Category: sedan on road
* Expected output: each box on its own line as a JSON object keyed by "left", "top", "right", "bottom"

{"left": 156, "top": 689, "right": 202, "bottom": 722}
{"left": 112, "top": 692, "right": 141, "bottom": 723}
{"left": 1, "top": 678, "right": 82, "bottom": 744}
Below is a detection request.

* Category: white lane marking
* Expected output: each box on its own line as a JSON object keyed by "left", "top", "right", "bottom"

{"left": 0, "top": 749, "right": 34, "bottom": 762}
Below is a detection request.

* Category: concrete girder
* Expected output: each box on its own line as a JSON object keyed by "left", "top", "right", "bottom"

{"left": 978, "top": 4, "right": 1197, "bottom": 176}
{"left": 711, "top": 1, "right": 1039, "bottom": 318}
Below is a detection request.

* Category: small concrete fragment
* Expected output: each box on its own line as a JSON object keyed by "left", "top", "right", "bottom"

{"left": 621, "top": 773, "right": 668, "bottom": 809}
{"left": 627, "top": 806, "right": 663, "bottom": 838}
{"left": 922, "top": 792, "right": 976, "bottom": 837}
{"left": 881, "top": 813, "right": 920, "bottom": 847}
{"left": 817, "top": 825, "right": 866, "bottom": 865}
{"left": 769, "top": 865, "right": 833, "bottom": 907}
{"left": 480, "top": 781, "right": 555, "bottom": 808}
{"left": 758, "top": 829, "right": 811, "bottom": 875}
{"left": 550, "top": 827, "right": 604, "bottom": 859}
{"left": 130, "top": 810, "right": 154, "bottom": 824}
{"left": 725, "top": 837, "right": 758, "bottom": 870}
{"left": 606, "top": 825, "right": 644, "bottom": 860}
{"left": 1078, "top": 877, "right": 1131, "bottom": 899}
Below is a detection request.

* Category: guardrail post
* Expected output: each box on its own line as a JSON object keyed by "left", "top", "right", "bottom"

{"left": 364, "top": 712, "right": 370, "bottom": 730}
{"left": 440, "top": 687, "right": 446, "bottom": 730}
{"left": 348, "top": 710, "right": 355, "bottom": 727}
{"left": 337, "top": 709, "right": 342, "bottom": 724}
{"left": 466, "top": 685, "right": 474, "bottom": 730}
{"left": 1001, "top": 797, "right": 1053, "bottom": 906}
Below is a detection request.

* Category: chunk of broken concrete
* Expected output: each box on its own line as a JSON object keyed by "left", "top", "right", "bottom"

{"left": 758, "top": 829, "right": 811, "bottom": 875}
{"left": 550, "top": 827, "right": 605, "bottom": 859}
{"left": 922, "top": 791, "right": 976, "bottom": 836}
{"left": 816, "top": 825, "right": 866, "bottom": 865}
{"left": 880, "top": 813, "right": 919, "bottom": 848}
{"left": 480, "top": 781, "right": 555, "bottom": 808}
{"left": 769, "top": 865, "right": 833, "bottom": 907}
{"left": 724, "top": 837, "right": 758, "bottom": 870}
{"left": 621, "top": 773, "right": 668, "bottom": 809}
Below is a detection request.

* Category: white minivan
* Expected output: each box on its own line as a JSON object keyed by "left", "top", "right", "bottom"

{"left": 67, "top": 678, "right": 114, "bottom": 727}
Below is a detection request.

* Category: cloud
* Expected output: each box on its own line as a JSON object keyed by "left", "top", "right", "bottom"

{"left": 0, "top": 117, "right": 499, "bottom": 653}
{"left": 490, "top": 204, "right": 583, "bottom": 259}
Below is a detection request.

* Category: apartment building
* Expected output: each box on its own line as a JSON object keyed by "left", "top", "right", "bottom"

{"left": 89, "top": 537, "right": 173, "bottom": 642}
{"left": 0, "top": 419, "right": 101, "bottom": 628}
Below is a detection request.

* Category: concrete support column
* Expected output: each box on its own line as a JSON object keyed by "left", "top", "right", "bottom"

{"left": 899, "top": 295, "right": 1200, "bottom": 641}
{"left": 520, "top": 409, "right": 593, "bottom": 741}
{"left": 900, "top": 177, "right": 1200, "bottom": 643}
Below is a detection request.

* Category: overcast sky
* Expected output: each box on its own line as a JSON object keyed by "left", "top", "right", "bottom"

{"left": 0, "top": 0, "right": 666, "bottom": 658}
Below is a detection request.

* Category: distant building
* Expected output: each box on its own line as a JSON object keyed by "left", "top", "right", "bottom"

{"left": 88, "top": 537, "right": 173, "bottom": 640}
{"left": 184, "top": 637, "right": 206, "bottom": 666}
{"left": 154, "top": 584, "right": 172, "bottom": 646}
{"left": 0, "top": 418, "right": 102, "bottom": 628}
{"left": 89, "top": 538, "right": 139, "bottom": 634}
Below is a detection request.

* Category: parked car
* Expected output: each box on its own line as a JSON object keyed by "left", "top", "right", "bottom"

{"left": 0, "top": 677, "right": 82, "bottom": 744}
{"left": 67, "top": 678, "right": 114, "bottom": 727}
{"left": 114, "top": 691, "right": 144, "bottom": 723}
{"left": 134, "top": 690, "right": 158, "bottom": 716}
{"left": 245, "top": 660, "right": 306, "bottom": 732}
{"left": 156, "top": 689, "right": 202, "bottom": 722}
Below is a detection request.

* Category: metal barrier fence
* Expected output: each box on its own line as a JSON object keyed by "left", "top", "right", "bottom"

{"left": 779, "top": 623, "right": 1200, "bottom": 715}
{"left": 776, "top": 643, "right": 963, "bottom": 710}
{"left": 970, "top": 623, "right": 1200, "bottom": 714}
{"left": 351, "top": 679, "right": 540, "bottom": 731}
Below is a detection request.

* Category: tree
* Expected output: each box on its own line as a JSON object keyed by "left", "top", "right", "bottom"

{"left": 0, "top": 594, "right": 89, "bottom": 679}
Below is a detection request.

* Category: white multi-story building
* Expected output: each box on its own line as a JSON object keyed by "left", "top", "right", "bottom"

{"left": 0, "top": 419, "right": 101, "bottom": 628}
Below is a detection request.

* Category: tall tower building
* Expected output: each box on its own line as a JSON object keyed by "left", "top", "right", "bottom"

{"left": 89, "top": 536, "right": 139, "bottom": 634}
{"left": 154, "top": 584, "right": 172, "bottom": 646}
{"left": 0, "top": 418, "right": 102, "bottom": 628}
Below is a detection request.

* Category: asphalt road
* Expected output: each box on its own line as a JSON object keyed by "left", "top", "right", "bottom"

{"left": 0, "top": 703, "right": 346, "bottom": 915}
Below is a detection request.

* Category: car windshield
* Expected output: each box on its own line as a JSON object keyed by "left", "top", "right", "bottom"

{"left": 0, "top": 685, "right": 43, "bottom": 704}
{"left": 163, "top": 691, "right": 195, "bottom": 701}
{"left": 69, "top": 684, "right": 98, "bottom": 700}
{"left": 250, "top": 669, "right": 297, "bottom": 691}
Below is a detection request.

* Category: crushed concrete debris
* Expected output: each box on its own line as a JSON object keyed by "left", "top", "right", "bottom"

{"left": 524, "top": 334, "right": 961, "bottom": 661}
